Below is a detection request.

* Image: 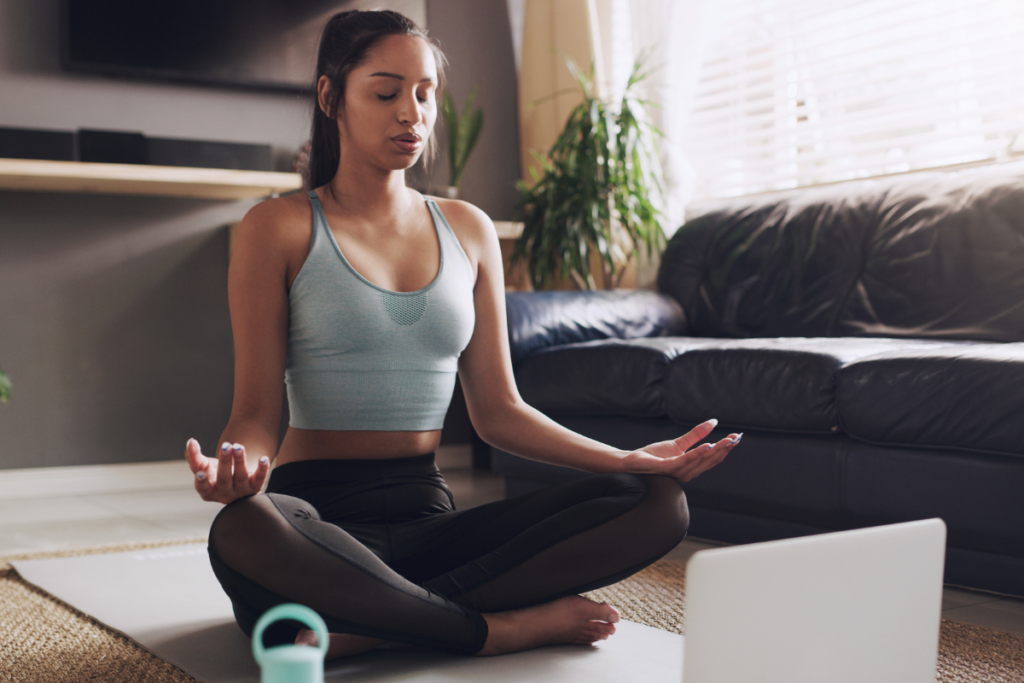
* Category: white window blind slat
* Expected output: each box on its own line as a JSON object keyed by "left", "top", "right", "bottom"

{"left": 682, "top": 0, "right": 1024, "bottom": 200}
{"left": 692, "top": 12, "right": 1019, "bottom": 111}
{"left": 689, "top": 73, "right": 1024, "bottom": 148}
{"left": 692, "top": 26, "right": 1024, "bottom": 111}
{"left": 695, "top": 120, "right": 1015, "bottom": 172}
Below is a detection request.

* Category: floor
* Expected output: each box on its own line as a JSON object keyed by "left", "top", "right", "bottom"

{"left": 2, "top": 455, "right": 1023, "bottom": 636}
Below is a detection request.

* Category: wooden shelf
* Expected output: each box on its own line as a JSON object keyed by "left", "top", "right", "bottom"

{"left": 0, "top": 158, "right": 303, "bottom": 199}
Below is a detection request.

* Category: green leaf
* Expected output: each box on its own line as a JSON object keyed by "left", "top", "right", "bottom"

{"left": 441, "top": 83, "right": 485, "bottom": 188}
{"left": 514, "top": 51, "right": 666, "bottom": 289}
{"left": 0, "top": 368, "right": 11, "bottom": 403}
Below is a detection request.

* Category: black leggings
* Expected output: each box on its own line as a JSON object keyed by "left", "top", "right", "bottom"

{"left": 207, "top": 453, "right": 689, "bottom": 655}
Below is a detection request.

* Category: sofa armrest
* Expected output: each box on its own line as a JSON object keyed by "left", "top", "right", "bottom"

{"left": 505, "top": 290, "right": 687, "bottom": 365}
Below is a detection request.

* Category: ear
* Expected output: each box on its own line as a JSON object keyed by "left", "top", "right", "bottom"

{"left": 317, "top": 75, "right": 335, "bottom": 119}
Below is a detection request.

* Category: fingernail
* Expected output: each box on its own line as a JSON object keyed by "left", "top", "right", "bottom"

{"left": 260, "top": 456, "right": 269, "bottom": 464}
{"left": 733, "top": 433, "right": 744, "bottom": 444}
{"left": 233, "top": 444, "right": 242, "bottom": 451}
{"left": 186, "top": 438, "right": 194, "bottom": 449}
{"left": 221, "top": 443, "right": 230, "bottom": 452}
{"left": 707, "top": 419, "right": 718, "bottom": 427}
{"left": 197, "top": 471, "right": 206, "bottom": 480}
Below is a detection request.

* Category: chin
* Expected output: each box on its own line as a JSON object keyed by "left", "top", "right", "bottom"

{"left": 390, "top": 154, "right": 425, "bottom": 171}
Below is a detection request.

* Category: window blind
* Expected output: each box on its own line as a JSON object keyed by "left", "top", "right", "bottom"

{"left": 683, "top": 0, "right": 1024, "bottom": 200}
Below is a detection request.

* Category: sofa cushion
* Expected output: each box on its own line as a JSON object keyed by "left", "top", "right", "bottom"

{"left": 663, "top": 337, "right": 959, "bottom": 432}
{"left": 834, "top": 168, "right": 1024, "bottom": 341}
{"left": 837, "top": 343, "right": 1024, "bottom": 456}
{"left": 657, "top": 185, "right": 879, "bottom": 337}
{"left": 658, "top": 163, "right": 1024, "bottom": 343}
{"left": 516, "top": 337, "right": 719, "bottom": 417}
{"left": 506, "top": 290, "right": 686, "bottom": 366}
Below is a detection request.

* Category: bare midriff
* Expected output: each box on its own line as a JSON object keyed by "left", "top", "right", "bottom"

{"left": 273, "top": 426, "right": 443, "bottom": 467}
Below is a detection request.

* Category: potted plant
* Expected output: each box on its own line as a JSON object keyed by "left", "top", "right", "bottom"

{"left": 512, "top": 54, "right": 665, "bottom": 290}
{"left": 436, "top": 84, "right": 484, "bottom": 199}
{"left": 0, "top": 367, "right": 10, "bottom": 403}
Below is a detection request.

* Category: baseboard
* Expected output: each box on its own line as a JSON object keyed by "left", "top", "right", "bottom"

{"left": 0, "top": 460, "right": 192, "bottom": 500}
{"left": 0, "top": 444, "right": 475, "bottom": 501}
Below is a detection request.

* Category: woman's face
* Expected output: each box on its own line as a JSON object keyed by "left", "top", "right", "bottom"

{"left": 323, "top": 34, "right": 439, "bottom": 172}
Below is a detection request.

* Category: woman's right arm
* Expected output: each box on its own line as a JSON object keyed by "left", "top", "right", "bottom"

{"left": 185, "top": 199, "right": 294, "bottom": 504}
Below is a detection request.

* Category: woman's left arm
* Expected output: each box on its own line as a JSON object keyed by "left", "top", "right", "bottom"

{"left": 448, "top": 202, "right": 739, "bottom": 482}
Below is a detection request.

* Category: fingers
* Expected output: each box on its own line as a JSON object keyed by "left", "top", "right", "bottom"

{"left": 689, "top": 432, "right": 740, "bottom": 479}
{"left": 215, "top": 441, "right": 235, "bottom": 491}
{"left": 194, "top": 462, "right": 215, "bottom": 498}
{"left": 231, "top": 444, "right": 248, "bottom": 488}
{"left": 189, "top": 439, "right": 267, "bottom": 503}
{"left": 186, "top": 438, "right": 220, "bottom": 501}
{"left": 191, "top": 445, "right": 217, "bottom": 500}
{"left": 673, "top": 419, "right": 719, "bottom": 452}
{"left": 671, "top": 432, "right": 742, "bottom": 482}
{"left": 184, "top": 438, "right": 208, "bottom": 474}
{"left": 250, "top": 455, "right": 270, "bottom": 491}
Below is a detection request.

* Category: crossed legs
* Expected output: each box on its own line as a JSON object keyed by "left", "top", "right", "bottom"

{"left": 208, "top": 471, "right": 689, "bottom": 656}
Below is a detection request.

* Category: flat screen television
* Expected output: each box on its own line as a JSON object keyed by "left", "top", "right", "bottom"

{"left": 59, "top": 0, "right": 427, "bottom": 94}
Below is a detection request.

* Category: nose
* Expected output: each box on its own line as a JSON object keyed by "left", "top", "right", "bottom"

{"left": 398, "top": 91, "right": 424, "bottom": 126}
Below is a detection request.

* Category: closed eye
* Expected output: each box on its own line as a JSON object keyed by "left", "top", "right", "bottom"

{"left": 377, "top": 93, "right": 429, "bottom": 103}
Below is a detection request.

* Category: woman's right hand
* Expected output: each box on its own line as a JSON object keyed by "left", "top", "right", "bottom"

{"left": 185, "top": 438, "right": 270, "bottom": 504}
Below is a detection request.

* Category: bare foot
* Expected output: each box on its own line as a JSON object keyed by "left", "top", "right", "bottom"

{"left": 295, "top": 628, "right": 387, "bottom": 660}
{"left": 476, "top": 595, "right": 620, "bottom": 656}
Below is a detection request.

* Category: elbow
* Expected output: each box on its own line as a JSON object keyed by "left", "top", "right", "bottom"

{"left": 468, "top": 392, "right": 525, "bottom": 448}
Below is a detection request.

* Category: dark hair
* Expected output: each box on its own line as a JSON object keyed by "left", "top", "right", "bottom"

{"left": 305, "top": 10, "right": 448, "bottom": 190}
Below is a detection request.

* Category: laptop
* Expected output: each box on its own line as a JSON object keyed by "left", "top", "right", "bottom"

{"left": 682, "top": 518, "right": 946, "bottom": 683}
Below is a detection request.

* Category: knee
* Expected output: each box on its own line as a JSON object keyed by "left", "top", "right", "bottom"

{"left": 208, "top": 494, "right": 267, "bottom": 560}
{"left": 209, "top": 493, "right": 319, "bottom": 565}
{"left": 636, "top": 473, "right": 690, "bottom": 547}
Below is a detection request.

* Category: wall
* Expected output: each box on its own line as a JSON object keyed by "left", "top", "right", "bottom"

{"left": 0, "top": 0, "right": 519, "bottom": 469}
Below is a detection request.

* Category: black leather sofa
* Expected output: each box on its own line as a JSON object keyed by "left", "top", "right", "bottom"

{"left": 492, "top": 162, "right": 1024, "bottom": 596}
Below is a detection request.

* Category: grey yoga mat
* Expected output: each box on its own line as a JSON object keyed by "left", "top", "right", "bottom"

{"left": 12, "top": 544, "right": 684, "bottom": 682}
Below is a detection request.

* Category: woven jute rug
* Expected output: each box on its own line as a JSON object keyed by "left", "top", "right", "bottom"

{"left": 2, "top": 539, "right": 1023, "bottom": 683}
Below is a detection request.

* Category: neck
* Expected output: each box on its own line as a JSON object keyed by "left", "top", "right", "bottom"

{"left": 324, "top": 157, "right": 418, "bottom": 225}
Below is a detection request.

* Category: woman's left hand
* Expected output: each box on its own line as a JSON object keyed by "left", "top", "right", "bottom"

{"left": 620, "top": 419, "right": 741, "bottom": 482}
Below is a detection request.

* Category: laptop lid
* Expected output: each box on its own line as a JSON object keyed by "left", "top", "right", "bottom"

{"left": 682, "top": 518, "right": 946, "bottom": 683}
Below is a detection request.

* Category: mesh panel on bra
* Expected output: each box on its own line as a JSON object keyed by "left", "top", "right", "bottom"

{"left": 382, "top": 291, "right": 428, "bottom": 325}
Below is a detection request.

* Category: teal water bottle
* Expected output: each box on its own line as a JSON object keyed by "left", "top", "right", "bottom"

{"left": 252, "top": 603, "right": 329, "bottom": 683}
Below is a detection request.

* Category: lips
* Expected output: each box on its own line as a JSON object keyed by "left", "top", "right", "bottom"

{"left": 393, "top": 133, "right": 422, "bottom": 153}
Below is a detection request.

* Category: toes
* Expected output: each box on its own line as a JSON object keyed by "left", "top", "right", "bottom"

{"left": 588, "top": 621, "right": 616, "bottom": 635}
{"left": 592, "top": 601, "right": 620, "bottom": 623}
{"left": 574, "top": 629, "right": 611, "bottom": 645}
{"left": 567, "top": 596, "right": 620, "bottom": 624}
{"left": 294, "top": 628, "right": 319, "bottom": 647}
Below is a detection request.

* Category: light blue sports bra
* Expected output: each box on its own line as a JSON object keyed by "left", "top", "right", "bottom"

{"left": 284, "top": 190, "right": 476, "bottom": 431}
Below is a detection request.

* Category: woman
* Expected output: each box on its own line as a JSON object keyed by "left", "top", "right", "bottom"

{"left": 184, "top": 9, "right": 739, "bottom": 659}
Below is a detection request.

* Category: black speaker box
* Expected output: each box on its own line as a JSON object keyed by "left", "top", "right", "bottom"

{"left": 146, "top": 136, "right": 274, "bottom": 171}
{"left": 0, "top": 126, "right": 77, "bottom": 161}
{"left": 78, "top": 128, "right": 147, "bottom": 164}
{"left": 0, "top": 125, "right": 276, "bottom": 171}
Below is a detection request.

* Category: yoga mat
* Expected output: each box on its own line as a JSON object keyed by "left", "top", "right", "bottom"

{"left": 11, "top": 544, "right": 683, "bottom": 682}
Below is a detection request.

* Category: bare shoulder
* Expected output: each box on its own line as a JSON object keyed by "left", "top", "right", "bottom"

{"left": 239, "top": 191, "right": 311, "bottom": 244}
{"left": 233, "top": 191, "right": 314, "bottom": 287}
{"left": 425, "top": 195, "right": 498, "bottom": 265}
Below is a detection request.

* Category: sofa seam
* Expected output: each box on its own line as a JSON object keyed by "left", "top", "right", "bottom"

{"left": 826, "top": 190, "right": 890, "bottom": 336}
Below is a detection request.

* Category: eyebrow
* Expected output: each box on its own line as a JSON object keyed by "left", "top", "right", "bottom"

{"left": 368, "top": 72, "right": 435, "bottom": 84}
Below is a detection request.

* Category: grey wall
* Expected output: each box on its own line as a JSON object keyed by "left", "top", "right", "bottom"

{"left": 413, "top": 0, "right": 521, "bottom": 215}
{"left": 0, "top": 0, "right": 519, "bottom": 469}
